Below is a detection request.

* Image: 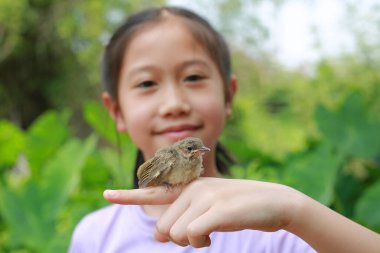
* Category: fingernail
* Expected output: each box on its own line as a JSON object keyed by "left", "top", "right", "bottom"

{"left": 104, "top": 190, "right": 118, "bottom": 198}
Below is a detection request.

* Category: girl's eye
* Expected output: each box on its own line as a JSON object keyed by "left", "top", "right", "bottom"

{"left": 137, "top": 80, "right": 156, "bottom": 89}
{"left": 185, "top": 75, "right": 204, "bottom": 82}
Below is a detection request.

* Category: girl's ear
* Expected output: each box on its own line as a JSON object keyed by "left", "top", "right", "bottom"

{"left": 101, "top": 92, "right": 128, "bottom": 132}
{"left": 226, "top": 75, "right": 238, "bottom": 118}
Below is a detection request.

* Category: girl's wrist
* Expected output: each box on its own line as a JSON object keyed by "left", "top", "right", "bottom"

{"left": 282, "top": 188, "right": 311, "bottom": 235}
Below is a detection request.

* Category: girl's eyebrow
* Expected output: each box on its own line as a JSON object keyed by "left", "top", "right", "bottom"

{"left": 128, "top": 65, "right": 155, "bottom": 76}
{"left": 176, "top": 59, "right": 211, "bottom": 72}
{"left": 128, "top": 59, "right": 211, "bottom": 76}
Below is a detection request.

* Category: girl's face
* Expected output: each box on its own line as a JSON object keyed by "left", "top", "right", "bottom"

{"left": 104, "top": 16, "right": 236, "bottom": 172}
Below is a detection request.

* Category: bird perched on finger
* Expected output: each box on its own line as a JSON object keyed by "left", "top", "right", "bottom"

{"left": 137, "top": 137, "right": 210, "bottom": 188}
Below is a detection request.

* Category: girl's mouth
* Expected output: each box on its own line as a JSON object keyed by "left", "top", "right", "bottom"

{"left": 155, "top": 124, "right": 202, "bottom": 140}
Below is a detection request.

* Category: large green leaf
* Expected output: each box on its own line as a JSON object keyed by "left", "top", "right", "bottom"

{"left": 26, "top": 110, "right": 71, "bottom": 174}
{"left": 0, "top": 120, "right": 25, "bottom": 167}
{"left": 333, "top": 171, "right": 365, "bottom": 218}
{"left": 0, "top": 182, "right": 52, "bottom": 249}
{"left": 282, "top": 144, "right": 343, "bottom": 205}
{"left": 38, "top": 135, "right": 97, "bottom": 224}
{"left": 81, "top": 149, "right": 110, "bottom": 188}
{"left": 315, "top": 92, "right": 380, "bottom": 158}
{"left": 83, "top": 100, "right": 137, "bottom": 188}
{"left": 355, "top": 180, "right": 380, "bottom": 231}
{"left": 83, "top": 100, "right": 119, "bottom": 145}
{"left": 99, "top": 144, "right": 136, "bottom": 189}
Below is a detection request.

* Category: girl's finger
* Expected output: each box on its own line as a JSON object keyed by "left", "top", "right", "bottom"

{"left": 154, "top": 192, "right": 192, "bottom": 236}
{"left": 154, "top": 230, "right": 170, "bottom": 243}
{"left": 188, "top": 235, "right": 211, "bottom": 248}
{"left": 187, "top": 207, "right": 228, "bottom": 246}
{"left": 103, "top": 187, "right": 181, "bottom": 205}
{"left": 160, "top": 200, "right": 210, "bottom": 245}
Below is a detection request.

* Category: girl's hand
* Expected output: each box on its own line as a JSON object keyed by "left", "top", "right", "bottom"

{"left": 103, "top": 177, "right": 302, "bottom": 248}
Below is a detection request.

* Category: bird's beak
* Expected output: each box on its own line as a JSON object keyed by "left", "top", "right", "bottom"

{"left": 193, "top": 146, "right": 210, "bottom": 155}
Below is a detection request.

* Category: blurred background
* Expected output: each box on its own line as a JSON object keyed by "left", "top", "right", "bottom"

{"left": 0, "top": 0, "right": 379, "bottom": 252}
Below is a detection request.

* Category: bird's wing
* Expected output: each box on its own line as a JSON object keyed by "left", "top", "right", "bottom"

{"left": 137, "top": 149, "right": 177, "bottom": 188}
{"left": 137, "top": 156, "right": 160, "bottom": 187}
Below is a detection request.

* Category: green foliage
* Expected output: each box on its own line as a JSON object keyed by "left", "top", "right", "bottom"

{"left": 282, "top": 144, "right": 343, "bottom": 205}
{"left": 315, "top": 92, "right": 380, "bottom": 158}
{"left": 0, "top": 111, "right": 97, "bottom": 252}
{"left": 25, "top": 110, "right": 71, "bottom": 176}
{"left": 355, "top": 181, "right": 380, "bottom": 230}
{"left": 83, "top": 100, "right": 136, "bottom": 189}
{"left": 0, "top": 136, "right": 96, "bottom": 252}
{"left": 0, "top": 0, "right": 166, "bottom": 128}
{"left": 0, "top": 103, "right": 137, "bottom": 252}
{"left": 0, "top": 121, "right": 25, "bottom": 169}
{"left": 0, "top": 0, "right": 26, "bottom": 61}
{"left": 84, "top": 100, "right": 120, "bottom": 146}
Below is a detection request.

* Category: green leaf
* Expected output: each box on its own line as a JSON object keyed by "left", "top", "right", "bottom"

{"left": 39, "top": 135, "right": 97, "bottom": 222}
{"left": 355, "top": 180, "right": 380, "bottom": 231}
{"left": 282, "top": 144, "right": 343, "bottom": 205}
{"left": 0, "top": 120, "right": 25, "bottom": 167}
{"left": 99, "top": 143, "right": 136, "bottom": 189}
{"left": 83, "top": 100, "right": 119, "bottom": 145}
{"left": 0, "top": 182, "right": 50, "bottom": 250}
{"left": 81, "top": 150, "right": 110, "bottom": 188}
{"left": 26, "top": 110, "right": 71, "bottom": 174}
{"left": 315, "top": 92, "right": 380, "bottom": 158}
{"left": 333, "top": 172, "right": 364, "bottom": 218}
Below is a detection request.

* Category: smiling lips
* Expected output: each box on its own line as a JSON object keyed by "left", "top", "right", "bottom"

{"left": 155, "top": 124, "right": 202, "bottom": 140}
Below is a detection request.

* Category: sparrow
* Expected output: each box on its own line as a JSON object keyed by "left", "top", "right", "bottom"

{"left": 137, "top": 137, "right": 210, "bottom": 188}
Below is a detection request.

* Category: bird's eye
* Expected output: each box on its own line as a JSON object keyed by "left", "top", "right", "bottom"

{"left": 187, "top": 146, "right": 193, "bottom": 151}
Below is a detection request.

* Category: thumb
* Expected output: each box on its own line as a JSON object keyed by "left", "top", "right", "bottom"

{"left": 103, "top": 186, "right": 182, "bottom": 205}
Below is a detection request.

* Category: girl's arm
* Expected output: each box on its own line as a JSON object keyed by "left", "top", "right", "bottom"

{"left": 103, "top": 177, "right": 380, "bottom": 252}
{"left": 286, "top": 191, "right": 380, "bottom": 253}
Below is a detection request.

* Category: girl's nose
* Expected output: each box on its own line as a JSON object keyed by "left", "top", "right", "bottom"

{"left": 158, "top": 85, "right": 191, "bottom": 118}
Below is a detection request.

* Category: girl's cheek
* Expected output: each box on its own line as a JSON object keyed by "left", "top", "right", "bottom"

{"left": 196, "top": 98, "right": 226, "bottom": 140}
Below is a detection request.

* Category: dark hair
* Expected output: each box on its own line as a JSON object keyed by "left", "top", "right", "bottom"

{"left": 101, "top": 6, "right": 236, "bottom": 188}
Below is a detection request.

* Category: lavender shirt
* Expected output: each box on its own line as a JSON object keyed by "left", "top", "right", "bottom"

{"left": 69, "top": 204, "right": 316, "bottom": 253}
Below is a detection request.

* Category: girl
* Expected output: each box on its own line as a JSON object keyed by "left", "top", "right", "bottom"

{"left": 69, "top": 6, "right": 380, "bottom": 253}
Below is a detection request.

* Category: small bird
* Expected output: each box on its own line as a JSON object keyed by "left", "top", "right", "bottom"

{"left": 137, "top": 137, "right": 210, "bottom": 188}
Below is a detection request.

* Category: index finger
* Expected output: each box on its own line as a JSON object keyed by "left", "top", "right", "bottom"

{"left": 103, "top": 186, "right": 182, "bottom": 205}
